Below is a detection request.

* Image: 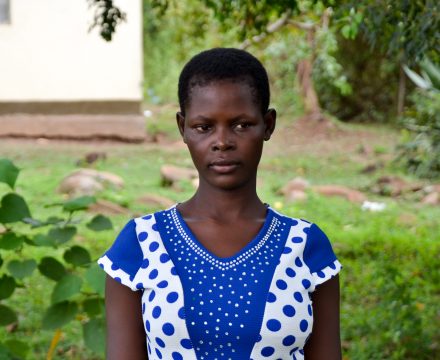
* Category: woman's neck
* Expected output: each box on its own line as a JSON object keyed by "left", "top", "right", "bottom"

{"left": 178, "top": 180, "right": 266, "bottom": 223}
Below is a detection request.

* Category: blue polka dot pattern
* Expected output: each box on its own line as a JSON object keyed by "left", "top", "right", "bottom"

{"left": 283, "top": 305, "right": 296, "bottom": 317}
{"left": 283, "top": 335, "right": 296, "bottom": 346}
{"left": 276, "top": 279, "right": 287, "bottom": 290}
{"left": 261, "top": 346, "right": 275, "bottom": 356}
{"left": 152, "top": 306, "right": 161, "bottom": 319}
{"left": 172, "top": 352, "right": 183, "bottom": 360}
{"left": 286, "top": 267, "right": 296, "bottom": 277}
{"left": 267, "top": 319, "right": 281, "bottom": 331}
{"left": 300, "top": 319, "right": 308, "bottom": 332}
{"left": 294, "top": 292, "right": 303, "bottom": 302}
{"left": 167, "top": 292, "right": 178, "bottom": 303}
{"left": 156, "top": 337, "right": 165, "bottom": 347}
{"left": 267, "top": 292, "right": 277, "bottom": 302}
{"left": 181, "top": 339, "right": 192, "bottom": 349}
{"left": 141, "top": 258, "right": 150, "bottom": 268}
{"left": 149, "top": 241, "right": 159, "bottom": 252}
{"left": 160, "top": 253, "right": 170, "bottom": 263}
{"left": 302, "top": 279, "right": 311, "bottom": 289}
{"left": 157, "top": 280, "right": 168, "bottom": 288}
{"left": 97, "top": 206, "right": 342, "bottom": 360}
{"left": 162, "top": 322, "right": 175, "bottom": 335}
{"left": 138, "top": 231, "right": 148, "bottom": 242}
{"left": 282, "top": 246, "right": 292, "bottom": 254}
{"left": 149, "top": 269, "right": 158, "bottom": 279}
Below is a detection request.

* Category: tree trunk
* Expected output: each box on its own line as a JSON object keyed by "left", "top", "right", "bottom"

{"left": 296, "top": 26, "right": 324, "bottom": 121}
{"left": 296, "top": 58, "right": 321, "bottom": 116}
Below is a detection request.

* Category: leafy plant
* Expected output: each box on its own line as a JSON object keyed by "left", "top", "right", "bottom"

{"left": 397, "top": 58, "right": 440, "bottom": 179}
{"left": 0, "top": 158, "right": 111, "bottom": 359}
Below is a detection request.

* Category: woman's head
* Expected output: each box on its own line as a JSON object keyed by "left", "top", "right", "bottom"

{"left": 178, "top": 48, "right": 270, "bottom": 116}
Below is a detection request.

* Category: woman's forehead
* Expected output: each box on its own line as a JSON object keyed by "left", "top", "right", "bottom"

{"left": 187, "top": 81, "right": 260, "bottom": 111}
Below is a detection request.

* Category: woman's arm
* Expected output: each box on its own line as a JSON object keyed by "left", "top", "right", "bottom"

{"left": 304, "top": 275, "right": 341, "bottom": 360}
{"left": 105, "top": 275, "right": 148, "bottom": 360}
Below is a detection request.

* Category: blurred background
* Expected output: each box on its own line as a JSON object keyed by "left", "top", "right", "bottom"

{"left": 0, "top": 0, "right": 439, "bottom": 359}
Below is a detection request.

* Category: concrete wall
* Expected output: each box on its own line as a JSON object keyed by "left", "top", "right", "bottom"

{"left": 0, "top": 0, "right": 142, "bottom": 104}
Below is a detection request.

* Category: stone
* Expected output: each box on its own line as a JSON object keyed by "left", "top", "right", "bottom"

{"left": 421, "top": 192, "right": 439, "bottom": 205}
{"left": 374, "top": 176, "right": 423, "bottom": 197}
{"left": 160, "top": 165, "right": 198, "bottom": 187}
{"left": 57, "top": 174, "right": 103, "bottom": 196}
{"left": 58, "top": 168, "right": 124, "bottom": 196}
{"left": 280, "top": 177, "right": 310, "bottom": 194}
{"left": 312, "top": 185, "right": 367, "bottom": 203}
{"left": 137, "top": 194, "right": 175, "bottom": 209}
{"left": 286, "top": 190, "right": 308, "bottom": 202}
{"left": 88, "top": 199, "right": 130, "bottom": 215}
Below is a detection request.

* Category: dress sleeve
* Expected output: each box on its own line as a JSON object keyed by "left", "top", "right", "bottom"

{"left": 303, "top": 223, "right": 342, "bottom": 288}
{"left": 97, "top": 219, "right": 144, "bottom": 291}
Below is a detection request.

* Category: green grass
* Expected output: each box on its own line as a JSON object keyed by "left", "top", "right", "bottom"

{"left": 0, "top": 115, "right": 439, "bottom": 359}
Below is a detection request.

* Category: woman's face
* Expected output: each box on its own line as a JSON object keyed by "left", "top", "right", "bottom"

{"left": 177, "top": 80, "right": 276, "bottom": 191}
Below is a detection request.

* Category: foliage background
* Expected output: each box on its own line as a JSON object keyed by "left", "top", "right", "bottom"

{"left": 0, "top": 0, "right": 439, "bottom": 359}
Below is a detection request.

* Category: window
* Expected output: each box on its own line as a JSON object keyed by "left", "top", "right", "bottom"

{"left": 0, "top": 0, "right": 10, "bottom": 24}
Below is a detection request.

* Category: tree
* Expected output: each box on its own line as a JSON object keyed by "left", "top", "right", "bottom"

{"left": 326, "top": 0, "right": 440, "bottom": 115}
{"left": 92, "top": 0, "right": 439, "bottom": 121}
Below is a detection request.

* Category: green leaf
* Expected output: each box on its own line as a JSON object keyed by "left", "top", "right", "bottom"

{"left": 33, "top": 233, "right": 56, "bottom": 247}
{"left": 83, "top": 318, "right": 105, "bottom": 355}
{"left": 341, "top": 24, "right": 351, "bottom": 39}
{"left": 85, "top": 263, "right": 106, "bottom": 296}
{"left": 0, "top": 253, "right": 3, "bottom": 268}
{"left": 63, "top": 196, "right": 96, "bottom": 212}
{"left": 0, "top": 193, "right": 31, "bottom": 224}
{"left": 63, "top": 246, "right": 91, "bottom": 266}
{"left": 42, "top": 301, "right": 78, "bottom": 330}
{"left": 38, "top": 257, "right": 67, "bottom": 281}
{"left": 4, "top": 339, "right": 29, "bottom": 359}
{"left": 86, "top": 214, "right": 113, "bottom": 231}
{"left": 403, "top": 65, "right": 431, "bottom": 89}
{"left": 82, "top": 298, "right": 105, "bottom": 317}
{"left": 47, "top": 226, "right": 77, "bottom": 245}
{"left": 7, "top": 259, "right": 37, "bottom": 279}
{"left": 0, "top": 275, "right": 16, "bottom": 300}
{"left": 0, "top": 159, "right": 19, "bottom": 189}
{"left": 51, "top": 274, "right": 83, "bottom": 304}
{"left": 0, "top": 232, "right": 25, "bottom": 250}
{"left": 0, "top": 304, "right": 17, "bottom": 326}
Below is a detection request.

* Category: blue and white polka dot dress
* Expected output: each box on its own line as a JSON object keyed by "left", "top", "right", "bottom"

{"left": 98, "top": 205, "right": 341, "bottom": 360}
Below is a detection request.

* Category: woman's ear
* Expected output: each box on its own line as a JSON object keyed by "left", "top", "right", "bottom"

{"left": 176, "top": 112, "right": 186, "bottom": 142}
{"left": 263, "top": 109, "right": 277, "bottom": 141}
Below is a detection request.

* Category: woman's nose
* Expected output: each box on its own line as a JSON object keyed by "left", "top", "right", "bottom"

{"left": 211, "top": 128, "right": 235, "bottom": 151}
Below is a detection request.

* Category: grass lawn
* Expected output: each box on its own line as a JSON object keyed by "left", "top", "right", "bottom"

{"left": 0, "top": 109, "right": 439, "bottom": 359}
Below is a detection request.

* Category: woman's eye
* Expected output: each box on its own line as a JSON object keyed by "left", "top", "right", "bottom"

{"left": 236, "top": 123, "right": 251, "bottom": 130}
{"left": 195, "top": 124, "right": 211, "bottom": 132}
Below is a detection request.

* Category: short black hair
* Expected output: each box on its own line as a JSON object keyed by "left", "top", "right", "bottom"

{"left": 178, "top": 48, "right": 270, "bottom": 115}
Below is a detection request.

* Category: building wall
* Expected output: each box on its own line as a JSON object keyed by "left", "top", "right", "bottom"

{"left": 0, "top": 0, "right": 142, "bottom": 107}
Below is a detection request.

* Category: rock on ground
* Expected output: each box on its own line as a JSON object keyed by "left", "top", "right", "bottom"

{"left": 58, "top": 168, "right": 124, "bottom": 197}
{"left": 160, "top": 165, "right": 198, "bottom": 188}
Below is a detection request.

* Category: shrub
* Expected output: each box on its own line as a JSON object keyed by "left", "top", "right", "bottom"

{"left": 397, "top": 58, "right": 440, "bottom": 179}
{"left": 0, "top": 159, "right": 109, "bottom": 359}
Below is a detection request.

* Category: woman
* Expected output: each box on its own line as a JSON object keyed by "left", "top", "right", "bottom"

{"left": 99, "top": 48, "right": 342, "bottom": 359}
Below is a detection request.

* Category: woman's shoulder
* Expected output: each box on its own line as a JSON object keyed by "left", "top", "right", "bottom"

{"left": 269, "top": 206, "right": 312, "bottom": 228}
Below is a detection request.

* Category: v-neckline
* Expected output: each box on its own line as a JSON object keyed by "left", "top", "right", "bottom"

{"left": 171, "top": 205, "right": 275, "bottom": 263}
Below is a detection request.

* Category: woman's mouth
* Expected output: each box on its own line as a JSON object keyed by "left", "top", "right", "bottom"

{"left": 209, "top": 160, "right": 240, "bottom": 174}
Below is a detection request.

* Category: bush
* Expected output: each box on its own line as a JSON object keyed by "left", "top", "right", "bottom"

{"left": 0, "top": 159, "right": 109, "bottom": 359}
{"left": 397, "top": 58, "right": 440, "bottom": 179}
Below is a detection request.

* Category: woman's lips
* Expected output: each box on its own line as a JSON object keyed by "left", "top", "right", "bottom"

{"left": 209, "top": 160, "right": 240, "bottom": 174}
